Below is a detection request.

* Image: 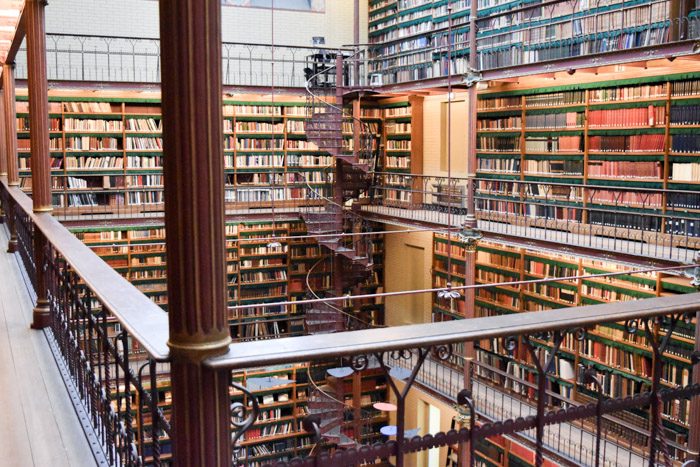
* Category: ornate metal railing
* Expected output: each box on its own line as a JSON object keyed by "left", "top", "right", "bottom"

{"left": 210, "top": 293, "right": 700, "bottom": 466}
{"left": 12, "top": 0, "right": 698, "bottom": 90}
{"left": 365, "top": 173, "right": 700, "bottom": 263}
{"left": 14, "top": 34, "right": 356, "bottom": 88}
{"left": 17, "top": 184, "right": 331, "bottom": 222}
{"left": 0, "top": 176, "right": 171, "bottom": 466}
{"left": 4, "top": 171, "right": 700, "bottom": 466}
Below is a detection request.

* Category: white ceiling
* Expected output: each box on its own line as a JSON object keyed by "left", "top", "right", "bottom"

{"left": 0, "top": 0, "right": 23, "bottom": 64}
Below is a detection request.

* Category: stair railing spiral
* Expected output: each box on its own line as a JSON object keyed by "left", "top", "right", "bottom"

{"left": 304, "top": 48, "right": 379, "bottom": 199}
{"left": 304, "top": 256, "right": 383, "bottom": 330}
{"left": 299, "top": 50, "right": 385, "bottom": 452}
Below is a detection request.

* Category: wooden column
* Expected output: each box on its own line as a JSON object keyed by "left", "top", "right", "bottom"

{"left": 409, "top": 95, "right": 424, "bottom": 207}
{"left": 26, "top": 0, "right": 51, "bottom": 213}
{"left": 159, "top": 1, "right": 232, "bottom": 465}
{"left": 3, "top": 64, "right": 19, "bottom": 188}
{"left": 26, "top": 0, "right": 52, "bottom": 329}
{"left": 0, "top": 88, "right": 6, "bottom": 178}
{"left": 4, "top": 64, "right": 18, "bottom": 252}
{"left": 0, "top": 87, "right": 6, "bottom": 225}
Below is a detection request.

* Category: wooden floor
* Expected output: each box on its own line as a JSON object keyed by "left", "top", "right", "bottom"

{"left": 0, "top": 224, "right": 95, "bottom": 466}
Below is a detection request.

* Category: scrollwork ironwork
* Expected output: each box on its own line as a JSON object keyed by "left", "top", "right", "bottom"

{"left": 432, "top": 343, "right": 453, "bottom": 362}
{"left": 230, "top": 380, "right": 260, "bottom": 463}
{"left": 350, "top": 353, "right": 370, "bottom": 372}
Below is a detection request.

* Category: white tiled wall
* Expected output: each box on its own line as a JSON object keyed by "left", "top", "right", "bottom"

{"left": 42, "top": 0, "right": 366, "bottom": 47}
{"left": 15, "top": 0, "right": 367, "bottom": 84}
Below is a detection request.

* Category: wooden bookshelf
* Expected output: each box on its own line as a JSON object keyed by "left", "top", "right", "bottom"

{"left": 476, "top": 72, "right": 700, "bottom": 244}
{"left": 16, "top": 95, "right": 337, "bottom": 215}
{"left": 369, "top": 0, "right": 672, "bottom": 85}
{"left": 232, "top": 364, "right": 313, "bottom": 466}
{"left": 70, "top": 218, "right": 386, "bottom": 339}
{"left": 432, "top": 233, "right": 697, "bottom": 455}
{"left": 379, "top": 96, "right": 424, "bottom": 208}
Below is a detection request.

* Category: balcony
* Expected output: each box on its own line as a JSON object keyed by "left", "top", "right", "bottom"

{"left": 2, "top": 174, "right": 700, "bottom": 466}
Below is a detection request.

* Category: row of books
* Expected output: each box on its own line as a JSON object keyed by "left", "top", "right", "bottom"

{"left": 17, "top": 139, "right": 63, "bottom": 151}
{"left": 525, "top": 136, "right": 582, "bottom": 153}
{"left": 64, "top": 118, "right": 124, "bottom": 132}
{"left": 589, "top": 84, "right": 666, "bottom": 102}
{"left": 527, "top": 91, "right": 585, "bottom": 107}
{"left": 669, "top": 105, "right": 700, "bottom": 125}
{"left": 670, "top": 134, "right": 700, "bottom": 153}
{"left": 525, "top": 259, "right": 577, "bottom": 278}
{"left": 126, "top": 118, "right": 161, "bottom": 132}
{"left": 478, "top": 159, "right": 519, "bottom": 172}
{"left": 235, "top": 139, "right": 285, "bottom": 150}
{"left": 479, "top": 80, "right": 700, "bottom": 113}
{"left": 524, "top": 160, "right": 582, "bottom": 175}
{"left": 590, "top": 190, "right": 662, "bottom": 208}
{"left": 16, "top": 117, "right": 61, "bottom": 131}
{"left": 587, "top": 161, "right": 662, "bottom": 178}
{"left": 126, "top": 137, "right": 163, "bottom": 150}
{"left": 66, "top": 136, "right": 119, "bottom": 151}
{"left": 478, "top": 136, "right": 520, "bottom": 152}
{"left": 581, "top": 338, "right": 652, "bottom": 375}
{"left": 240, "top": 271, "right": 288, "bottom": 283}
{"left": 589, "top": 106, "right": 665, "bottom": 127}
{"left": 229, "top": 121, "right": 284, "bottom": 133}
{"left": 525, "top": 112, "right": 583, "bottom": 129}
{"left": 476, "top": 28, "right": 669, "bottom": 70}
{"left": 670, "top": 162, "right": 700, "bottom": 181}
{"left": 589, "top": 134, "right": 665, "bottom": 152}
{"left": 527, "top": 283, "right": 576, "bottom": 304}
{"left": 478, "top": 116, "right": 522, "bottom": 130}
{"left": 227, "top": 187, "right": 287, "bottom": 203}
{"left": 386, "top": 156, "right": 411, "bottom": 168}
{"left": 63, "top": 101, "right": 114, "bottom": 113}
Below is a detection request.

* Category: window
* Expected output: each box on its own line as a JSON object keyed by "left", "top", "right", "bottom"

{"left": 223, "top": 0, "right": 324, "bottom": 10}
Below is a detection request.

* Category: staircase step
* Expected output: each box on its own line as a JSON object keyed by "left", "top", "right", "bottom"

{"left": 319, "top": 416, "right": 345, "bottom": 433}
{"left": 335, "top": 433, "right": 358, "bottom": 449}
{"left": 306, "top": 309, "right": 342, "bottom": 316}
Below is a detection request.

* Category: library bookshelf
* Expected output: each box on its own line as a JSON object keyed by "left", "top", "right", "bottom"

{"left": 476, "top": 72, "right": 700, "bottom": 245}
{"left": 378, "top": 95, "right": 425, "bottom": 208}
{"left": 69, "top": 217, "right": 386, "bottom": 339}
{"left": 369, "top": 0, "right": 673, "bottom": 85}
{"left": 432, "top": 232, "right": 696, "bottom": 457}
{"left": 15, "top": 90, "right": 422, "bottom": 219}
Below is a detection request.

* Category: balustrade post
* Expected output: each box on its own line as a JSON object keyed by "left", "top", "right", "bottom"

{"left": 670, "top": 0, "right": 694, "bottom": 40}
{"left": 4, "top": 63, "right": 19, "bottom": 253}
{"left": 26, "top": 0, "right": 53, "bottom": 329}
{"left": 159, "top": 1, "right": 232, "bottom": 465}
{"left": 0, "top": 89, "right": 6, "bottom": 225}
{"left": 0, "top": 88, "right": 6, "bottom": 180}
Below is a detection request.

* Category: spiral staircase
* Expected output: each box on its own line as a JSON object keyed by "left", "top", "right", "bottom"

{"left": 300, "top": 52, "right": 382, "bottom": 451}
{"left": 301, "top": 53, "right": 379, "bottom": 337}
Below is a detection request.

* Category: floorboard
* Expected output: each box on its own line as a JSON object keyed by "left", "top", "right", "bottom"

{"left": 0, "top": 225, "right": 95, "bottom": 467}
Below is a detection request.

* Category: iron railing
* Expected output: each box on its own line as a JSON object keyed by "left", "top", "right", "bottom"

{"left": 3, "top": 173, "right": 700, "bottom": 466}
{"left": 209, "top": 292, "right": 700, "bottom": 466}
{"left": 14, "top": 34, "right": 357, "bottom": 88}
{"left": 11, "top": 0, "right": 700, "bottom": 89}
{"left": 0, "top": 176, "right": 171, "bottom": 466}
{"left": 364, "top": 173, "right": 700, "bottom": 263}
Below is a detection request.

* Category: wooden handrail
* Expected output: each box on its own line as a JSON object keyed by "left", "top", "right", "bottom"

{"left": 206, "top": 291, "right": 700, "bottom": 369}
{"left": 1, "top": 175, "right": 170, "bottom": 360}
